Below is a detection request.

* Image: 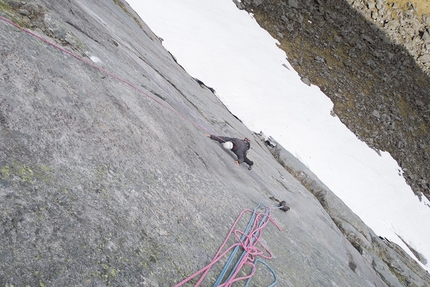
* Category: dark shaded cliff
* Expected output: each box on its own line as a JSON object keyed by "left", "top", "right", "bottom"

{"left": 236, "top": 0, "right": 430, "bottom": 201}
{"left": 0, "top": 0, "right": 429, "bottom": 286}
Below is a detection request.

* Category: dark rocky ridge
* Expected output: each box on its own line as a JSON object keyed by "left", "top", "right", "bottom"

{"left": 235, "top": 0, "right": 430, "bottom": 202}
{"left": 0, "top": 0, "right": 429, "bottom": 286}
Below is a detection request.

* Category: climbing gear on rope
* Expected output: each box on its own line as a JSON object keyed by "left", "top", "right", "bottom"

{"left": 174, "top": 203, "right": 287, "bottom": 287}
{"left": 279, "top": 200, "right": 290, "bottom": 212}
{"left": 269, "top": 196, "right": 291, "bottom": 212}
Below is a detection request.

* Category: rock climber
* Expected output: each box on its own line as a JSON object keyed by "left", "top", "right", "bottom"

{"left": 206, "top": 134, "right": 254, "bottom": 170}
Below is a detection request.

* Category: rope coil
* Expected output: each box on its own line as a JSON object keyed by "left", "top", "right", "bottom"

{"left": 174, "top": 203, "right": 282, "bottom": 287}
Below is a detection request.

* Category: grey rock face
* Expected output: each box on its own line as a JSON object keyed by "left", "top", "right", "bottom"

{"left": 263, "top": 134, "right": 430, "bottom": 286}
{"left": 0, "top": 0, "right": 429, "bottom": 286}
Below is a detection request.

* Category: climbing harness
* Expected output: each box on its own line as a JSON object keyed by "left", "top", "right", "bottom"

{"left": 174, "top": 203, "right": 287, "bottom": 287}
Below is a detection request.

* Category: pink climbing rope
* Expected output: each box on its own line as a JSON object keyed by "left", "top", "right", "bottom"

{"left": 0, "top": 15, "right": 213, "bottom": 136}
{"left": 174, "top": 206, "right": 281, "bottom": 287}
{"left": 0, "top": 15, "right": 249, "bottom": 147}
